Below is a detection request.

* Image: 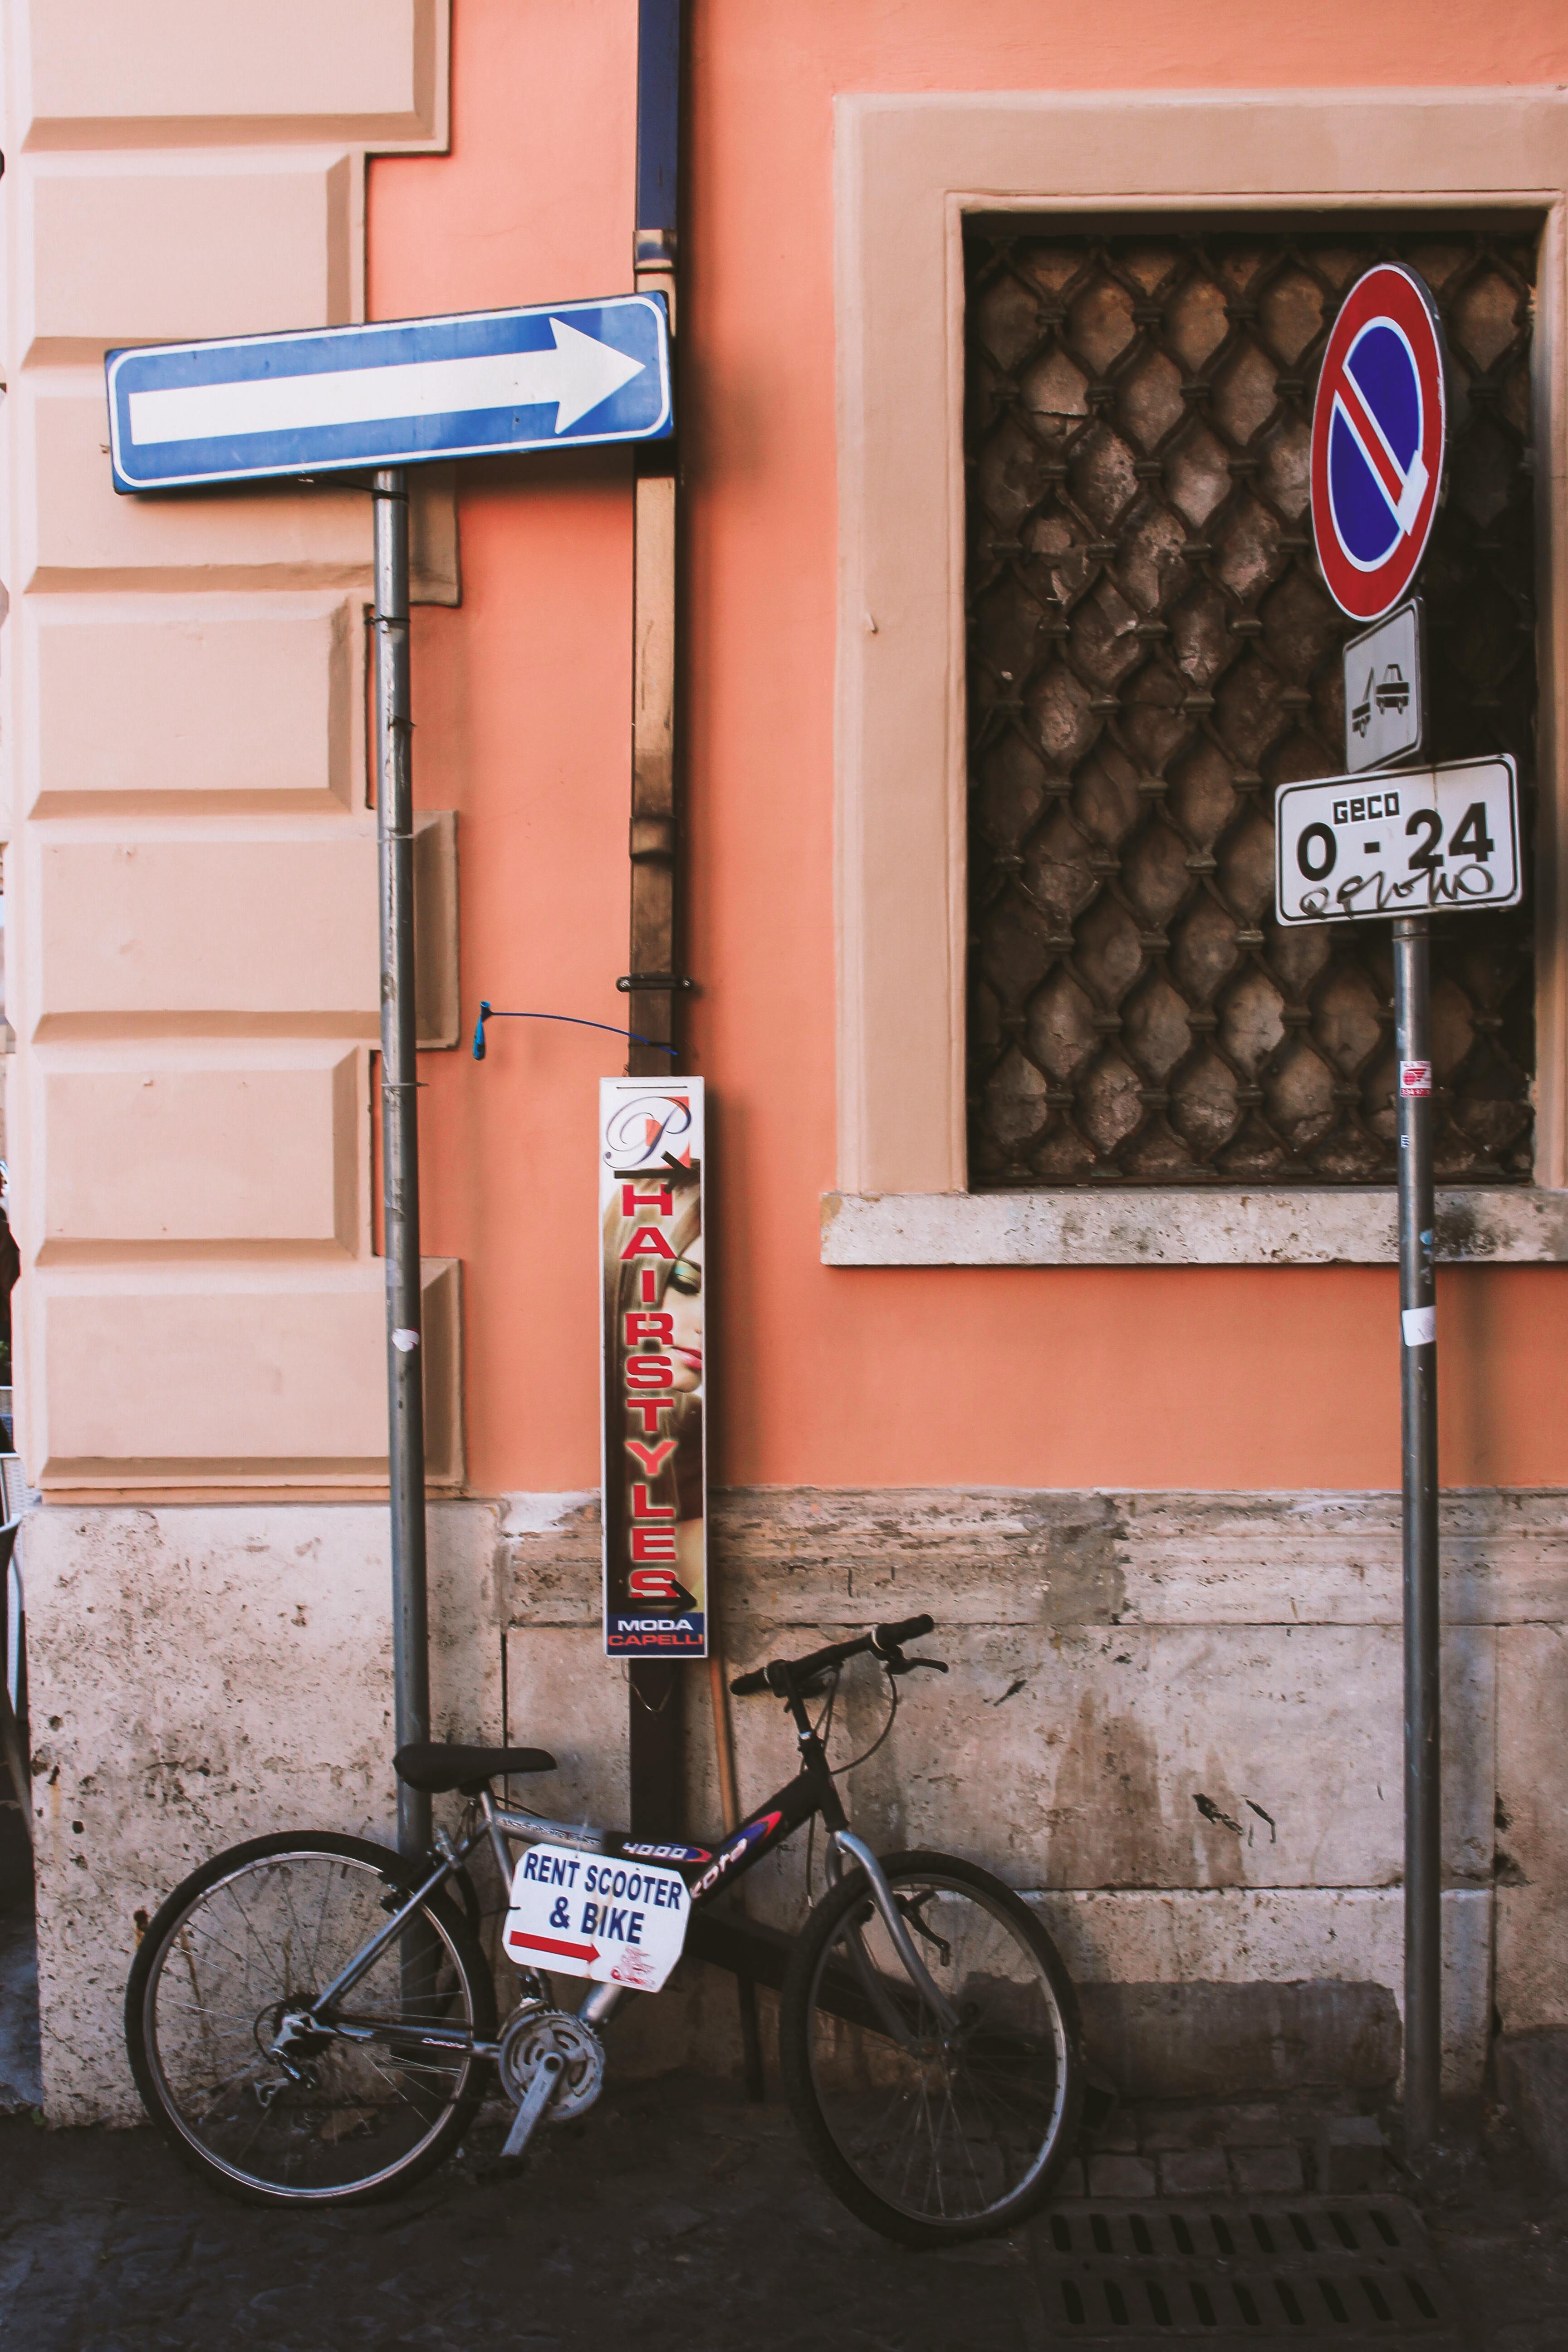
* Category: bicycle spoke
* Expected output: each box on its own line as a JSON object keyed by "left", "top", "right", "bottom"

{"left": 270, "top": 1870, "right": 318, "bottom": 1996}
{"left": 307, "top": 1859, "right": 344, "bottom": 1984}
{"left": 188, "top": 2058, "right": 272, "bottom": 2122}
{"left": 223, "top": 2082, "right": 289, "bottom": 2170}
{"left": 222, "top": 1875, "right": 272, "bottom": 1965}
{"left": 153, "top": 1998, "right": 262, "bottom": 2025}
{"left": 181, "top": 1916, "right": 258, "bottom": 1981}
{"left": 354, "top": 2045, "right": 430, "bottom": 2110}
{"left": 908, "top": 2073, "right": 941, "bottom": 2213}
{"left": 942, "top": 2070, "right": 990, "bottom": 2205}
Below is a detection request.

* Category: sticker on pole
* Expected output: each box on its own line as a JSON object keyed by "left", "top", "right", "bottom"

{"left": 503, "top": 1844, "right": 690, "bottom": 1993}
{"left": 1274, "top": 755, "right": 1520, "bottom": 926}
{"left": 1310, "top": 265, "right": 1446, "bottom": 623}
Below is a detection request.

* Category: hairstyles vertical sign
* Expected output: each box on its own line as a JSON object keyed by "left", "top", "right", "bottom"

{"left": 600, "top": 1078, "right": 706, "bottom": 1658}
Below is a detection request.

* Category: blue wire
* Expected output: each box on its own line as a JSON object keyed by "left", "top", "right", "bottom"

{"left": 472, "top": 1001, "right": 679, "bottom": 1061}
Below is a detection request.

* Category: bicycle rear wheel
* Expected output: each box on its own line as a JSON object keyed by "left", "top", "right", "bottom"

{"left": 780, "top": 1848, "right": 1083, "bottom": 2245}
{"left": 125, "top": 1831, "right": 495, "bottom": 2205}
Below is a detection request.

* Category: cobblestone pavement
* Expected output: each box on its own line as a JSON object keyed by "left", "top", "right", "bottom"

{"left": 2, "top": 2075, "right": 1568, "bottom": 2351}
{"left": 5, "top": 1803, "right": 1568, "bottom": 2352}
{"left": 1, "top": 2080, "right": 1050, "bottom": 2352}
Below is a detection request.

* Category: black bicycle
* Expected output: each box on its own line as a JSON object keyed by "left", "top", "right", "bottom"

{"left": 124, "top": 1613, "right": 1084, "bottom": 2244}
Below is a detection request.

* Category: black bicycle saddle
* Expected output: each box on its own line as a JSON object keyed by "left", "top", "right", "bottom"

{"left": 393, "top": 1742, "right": 558, "bottom": 1794}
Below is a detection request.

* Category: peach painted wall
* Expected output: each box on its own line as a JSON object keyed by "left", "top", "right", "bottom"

{"left": 370, "top": 0, "right": 1568, "bottom": 1501}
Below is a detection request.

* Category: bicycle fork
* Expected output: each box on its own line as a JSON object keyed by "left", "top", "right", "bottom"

{"left": 831, "top": 1831, "right": 960, "bottom": 2034}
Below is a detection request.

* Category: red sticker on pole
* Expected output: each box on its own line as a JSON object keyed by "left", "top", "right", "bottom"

{"left": 1310, "top": 265, "right": 1446, "bottom": 624}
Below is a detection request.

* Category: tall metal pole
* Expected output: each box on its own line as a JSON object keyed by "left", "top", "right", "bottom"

{"left": 373, "top": 465, "right": 431, "bottom": 1863}
{"left": 1393, "top": 913, "right": 1441, "bottom": 2152}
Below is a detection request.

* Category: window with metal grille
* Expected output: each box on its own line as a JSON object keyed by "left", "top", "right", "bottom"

{"left": 965, "top": 221, "right": 1537, "bottom": 1188}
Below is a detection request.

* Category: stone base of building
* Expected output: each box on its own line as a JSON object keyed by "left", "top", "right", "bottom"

{"left": 1497, "top": 2028, "right": 1568, "bottom": 2181}
{"left": 19, "top": 1487, "right": 1568, "bottom": 2123}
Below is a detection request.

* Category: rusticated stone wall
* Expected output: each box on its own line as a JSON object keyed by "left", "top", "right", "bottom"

{"left": 25, "top": 1485, "right": 1568, "bottom": 2120}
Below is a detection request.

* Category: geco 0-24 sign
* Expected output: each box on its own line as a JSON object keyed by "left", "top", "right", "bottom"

{"left": 1274, "top": 755, "right": 1520, "bottom": 927}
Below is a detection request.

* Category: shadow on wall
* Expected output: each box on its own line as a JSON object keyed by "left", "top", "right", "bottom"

{"left": 1079, "top": 1980, "right": 1401, "bottom": 2100}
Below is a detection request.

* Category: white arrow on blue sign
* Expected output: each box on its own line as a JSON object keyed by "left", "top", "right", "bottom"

{"left": 107, "top": 293, "right": 672, "bottom": 492}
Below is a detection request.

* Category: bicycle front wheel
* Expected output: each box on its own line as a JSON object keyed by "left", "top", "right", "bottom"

{"left": 125, "top": 1831, "right": 495, "bottom": 2206}
{"left": 780, "top": 1848, "right": 1083, "bottom": 2245}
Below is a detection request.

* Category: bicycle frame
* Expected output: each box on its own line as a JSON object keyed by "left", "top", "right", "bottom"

{"left": 302, "top": 1662, "right": 956, "bottom": 2057}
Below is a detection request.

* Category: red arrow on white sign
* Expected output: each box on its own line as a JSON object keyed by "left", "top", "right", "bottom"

{"left": 506, "top": 1928, "right": 601, "bottom": 1966}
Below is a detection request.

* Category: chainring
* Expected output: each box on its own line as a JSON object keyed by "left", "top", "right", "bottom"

{"left": 497, "top": 2006, "right": 605, "bottom": 2123}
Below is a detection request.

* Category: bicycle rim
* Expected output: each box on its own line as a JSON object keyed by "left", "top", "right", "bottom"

{"left": 135, "top": 1846, "right": 485, "bottom": 2200}
{"left": 797, "top": 1863, "right": 1074, "bottom": 2233}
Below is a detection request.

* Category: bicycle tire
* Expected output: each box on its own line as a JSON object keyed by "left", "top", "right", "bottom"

{"left": 779, "top": 1847, "right": 1084, "bottom": 2246}
{"left": 125, "top": 1830, "right": 496, "bottom": 2207}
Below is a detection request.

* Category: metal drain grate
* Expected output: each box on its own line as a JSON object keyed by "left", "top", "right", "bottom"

{"left": 1028, "top": 2198, "right": 1456, "bottom": 2342}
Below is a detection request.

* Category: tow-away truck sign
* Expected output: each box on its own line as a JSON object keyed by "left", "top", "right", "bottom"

{"left": 503, "top": 1843, "right": 690, "bottom": 1992}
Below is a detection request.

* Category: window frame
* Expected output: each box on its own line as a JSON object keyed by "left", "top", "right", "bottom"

{"left": 827, "top": 86, "right": 1568, "bottom": 1267}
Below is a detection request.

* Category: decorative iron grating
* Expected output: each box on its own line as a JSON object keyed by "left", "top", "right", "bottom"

{"left": 965, "top": 223, "right": 1538, "bottom": 1187}
{"left": 1029, "top": 2197, "right": 1456, "bottom": 2341}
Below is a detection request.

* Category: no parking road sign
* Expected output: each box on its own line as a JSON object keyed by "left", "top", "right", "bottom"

{"left": 1310, "top": 264, "right": 1446, "bottom": 623}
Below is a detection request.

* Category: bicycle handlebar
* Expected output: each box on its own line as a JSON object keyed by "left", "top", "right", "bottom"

{"left": 729, "top": 1614, "right": 936, "bottom": 1698}
{"left": 877, "top": 1612, "right": 935, "bottom": 1651}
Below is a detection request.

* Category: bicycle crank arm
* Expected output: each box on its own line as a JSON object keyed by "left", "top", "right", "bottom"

{"left": 501, "top": 2049, "right": 564, "bottom": 2160}
{"left": 833, "top": 1833, "right": 961, "bottom": 2033}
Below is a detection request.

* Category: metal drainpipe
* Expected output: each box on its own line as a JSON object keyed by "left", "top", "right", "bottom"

{"left": 373, "top": 465, "right": 431, "bottom": 1863}
{"left": 626, "top": 0, "right": 686, "bottom": 1840}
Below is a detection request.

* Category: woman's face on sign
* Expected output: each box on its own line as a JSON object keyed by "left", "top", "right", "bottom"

{"left": 665, "top": 1232, "right": 703, "bottom": 1392}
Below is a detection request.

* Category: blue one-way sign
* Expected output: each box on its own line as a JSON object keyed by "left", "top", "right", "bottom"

{"left": 107, "top": 293, "right": 672, "bottom": 491}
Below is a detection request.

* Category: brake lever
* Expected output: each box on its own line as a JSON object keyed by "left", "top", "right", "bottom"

{"left": 887, "top": 1654, "right": 948, "bottom": 1678}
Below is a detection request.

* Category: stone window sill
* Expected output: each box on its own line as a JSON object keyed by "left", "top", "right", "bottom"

{"left": 820, "top": 1189, "right": 1568, "bottom": 1268}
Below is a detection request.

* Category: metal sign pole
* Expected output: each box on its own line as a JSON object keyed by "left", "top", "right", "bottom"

{"left": 1393, "top": 913, "right": 1441, "bottom": 2151}
{"left": 1303, "top": 260, "right": 1466, "bottom": 2156}
{"left": 373, "top": 465, "right": 431, "bottom": 1863}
